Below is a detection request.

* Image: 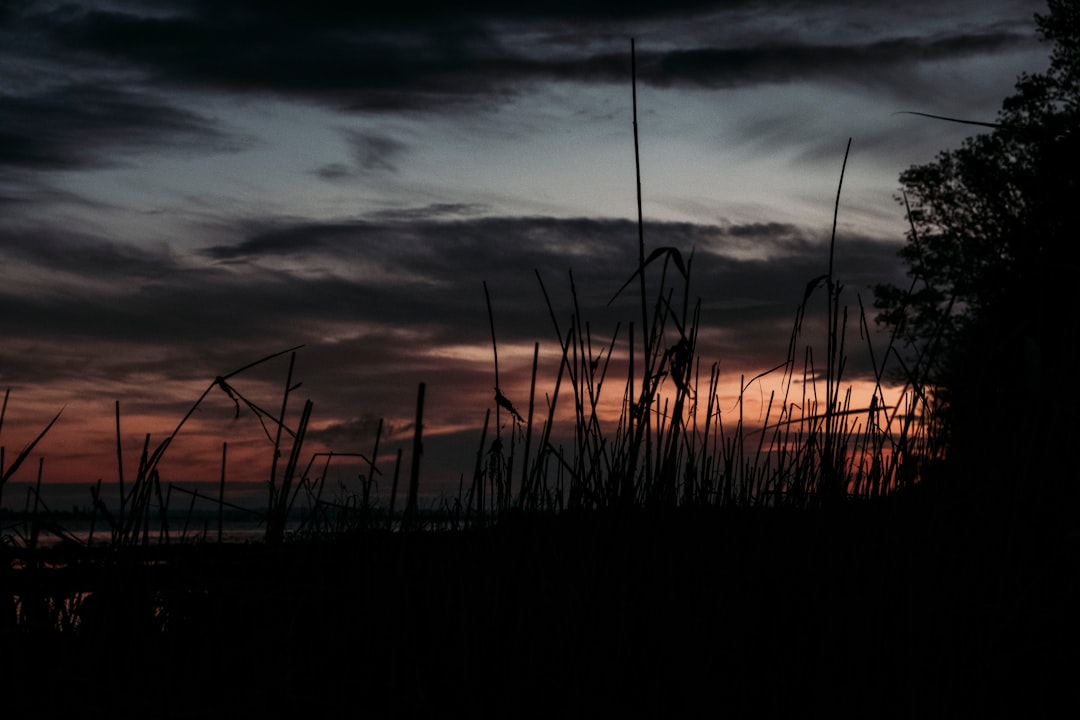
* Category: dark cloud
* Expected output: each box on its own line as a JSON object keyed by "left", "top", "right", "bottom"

{"left": 346, "top": 131, "right": 407, "bottom": 171}
{"left": 0, "top": 227, "right": 176, "bottom": 280}
{"left": 311, "top": 130, "right": 409, "bottom": 180}
{"left": 194, "top": 214, "right": 904, "bottom": 373}
{"left": 0, "top": 214, "right": 902, "bottom": 387}
{"left": 30, "top": 3, "right": 507, "bottom": 109}
{"left": 643, "top": 31, "right": 1035, "bottom": 89}
{"left": 5, "top": 0, "right": 1039, "bottom": 120}
{"left": 0, "top": 83, "right": 246, "bottom": 170}
{"left": 727, "top": 222, "right": 796, "bottom": 237}
{"left": 312, "top": 162, "right": 353, "bottom": 181}
{"left": 0, "top": 0, "right": 1041, "bottom": 183}
{"left": 0, "top": 209, "right": 907, "bottom": 488}
{"left": 205, "top": 0, "right": 737, "bottom": 24}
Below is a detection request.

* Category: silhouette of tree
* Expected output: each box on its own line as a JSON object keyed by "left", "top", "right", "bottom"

{"left": 875, "top": 0, "right": 1079, "bottom": 503}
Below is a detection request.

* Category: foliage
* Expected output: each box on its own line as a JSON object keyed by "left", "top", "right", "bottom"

{"left": 874, "top": 0, "right": 1080, "bottom": 491}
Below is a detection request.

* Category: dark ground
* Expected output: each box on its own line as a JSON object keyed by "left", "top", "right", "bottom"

{"left": 1, "top": 493, "right": 1077, "bottom": 719}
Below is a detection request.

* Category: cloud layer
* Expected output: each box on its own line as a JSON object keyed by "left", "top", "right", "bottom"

{"left": 1, "top": 1, "right": 1043, "bottom": 171}
{"left": 0, "top": 0, "right": 1045, "bottom": 493}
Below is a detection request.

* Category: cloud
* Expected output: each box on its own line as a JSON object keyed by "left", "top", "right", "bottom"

{"left": 195, "top": 213, "right": 905, "bottom": 366}
{"left": 305, "top": 414, "right": 400, "bottom": 451}
{"left": 346, "top": 131, "right": 408, "bottom": 171}
{"left": 30, "top": 2, "right": 507, "bottom": 109}
{"left": 642, "top": 31, "right": 1035, "bottom": 90}
{"left": 0, "top": 209, "right": 908, "bottom": 488}
{"left": 0, "top": 83, "right": 246, "bottom": 170}
{"left": 311, "top": 130, "right": 409, "bottom": 180}
{"left": 312, "top": 162, "right": 353, "bottom": 181}
{"left": 365, "top": 203, "right": 487, "bottom": 222}
{"left": 0, "top": 0, "right": 1041, "bottom": 189}
{"left": 1, "top": 213, "right": 903, "bottom": 388}
{"left": 0, "top": 226, "right": 175, "bottom": 282}
{"left": 8, "top": 0, "right": 1039, "bottom": 118}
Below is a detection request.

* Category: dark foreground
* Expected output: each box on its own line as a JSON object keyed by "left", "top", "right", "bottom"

{"left": 2, "top": 495, "right": 1076, "bottom": 719}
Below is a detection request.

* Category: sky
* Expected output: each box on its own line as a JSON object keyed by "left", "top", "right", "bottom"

{"left": 0, "top": 0, "right": 1052, "bottom": 505}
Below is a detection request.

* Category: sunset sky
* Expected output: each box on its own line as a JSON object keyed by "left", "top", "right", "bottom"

{"left": 0, "top": 0, "right": 1051, "bottom": 504}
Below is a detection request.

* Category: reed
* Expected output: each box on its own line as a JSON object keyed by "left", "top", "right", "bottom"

{"left": 452, "top": 64, "right": 940, "bottom": 520}
{"left": 0, "top": 94, "right": 943, "bottom": 556}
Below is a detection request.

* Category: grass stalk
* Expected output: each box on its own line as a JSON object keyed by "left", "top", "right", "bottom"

{"left": 387, "top": 448, "right": 402, "bottom": 531}
{"left": 519, "top": 342, "right": 539, "bottom": 507}
{"left": 471, "top": 408, "right": 491, "bottom": 528}
{"left": 402, "top": 382, "right": 425, "bottom": 531}
{"left": 218, "top": 441, "right": 227, "bottom": 543}
{"left": 115, "top": 400, "right": 125, "bottom": 533}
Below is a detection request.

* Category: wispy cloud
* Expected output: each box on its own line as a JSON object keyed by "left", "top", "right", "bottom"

{"left": 642, "top": 31, "right": 1035, "bottom": 89}
{"left": 0, "top": 83, "right": 247, "bottom": 170}
{"left": 311, "top": 130, "right": 409, "bottom": 180}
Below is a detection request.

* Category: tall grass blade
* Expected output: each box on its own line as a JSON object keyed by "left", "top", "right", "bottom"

{"left": 1, "top": 407, "right": 63, "bottom": 485}
{"left": 402, "top": 382, "right": 425, "bottom": 531}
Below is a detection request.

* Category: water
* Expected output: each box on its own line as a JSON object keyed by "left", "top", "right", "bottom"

{"left": 1, "top": 512, "right": 274, "bottom": 547}
{"left": 1, "top": 480, "right": 457, "bottom": 547}
{"left": 2, "top": 480, "right": 278, "bottom": 546}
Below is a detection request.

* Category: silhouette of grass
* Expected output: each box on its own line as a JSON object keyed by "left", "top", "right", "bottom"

{"left": 0, "top": 138, "right": 958, "bottom": 713}
{"left": 1, "top": 168, "right": 959, "bottom": 720}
